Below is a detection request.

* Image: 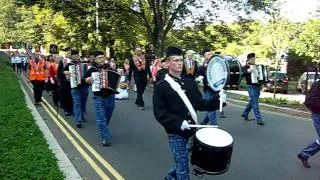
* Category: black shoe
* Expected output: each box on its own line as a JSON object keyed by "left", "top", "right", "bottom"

{"left": 220, "top": 115, "right": 226, "bottom": 118}
{"left": 297, "top": 154, "right": 311, "bottom": 168}
{"left": 257, "top": 119, "right": 265, "bottom": 126}
{"left": 241, "top": 114, "right": 249, "bottom": 121}
{"left": 102, "top": 140, "right": 112, "bottom": 146}
{"left": 76, "top": 123, "right": 83, "bottom": 128}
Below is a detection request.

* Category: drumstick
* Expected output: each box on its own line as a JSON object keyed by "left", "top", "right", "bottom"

{"left": 219, "top": 89, "right": 224, "bottom": 112}
{"left": 188, "top": 125, "right": 219, "bottom": 128}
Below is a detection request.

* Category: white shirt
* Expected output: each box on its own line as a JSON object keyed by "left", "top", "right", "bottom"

{"left": 185, "top": 59, "right": 193, "bottom": 67}
{"left": 15, "top": 56, "right": 21, "bottom": 63}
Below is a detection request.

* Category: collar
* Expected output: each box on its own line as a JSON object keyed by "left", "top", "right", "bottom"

{"left": 168, "top": 73, "right": 182, "bottom": 82}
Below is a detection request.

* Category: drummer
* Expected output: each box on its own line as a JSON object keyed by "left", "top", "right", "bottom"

{"left": 153, "top": 46, "right": 224, "bottom": 180}
{"left": 198, "top": 47, "right": 219, "bottom": 125}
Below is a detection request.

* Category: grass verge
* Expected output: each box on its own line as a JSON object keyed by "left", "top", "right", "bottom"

{"left": 236, "top": 95, "right": 308, "bottom": 111}
{"left": 0, "top": 55, "right": 63, "bottom": 179}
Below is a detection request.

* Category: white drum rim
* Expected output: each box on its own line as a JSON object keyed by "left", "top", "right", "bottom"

{"left": 195, "top": 128, "right": 233, "bottom": 147}
{"left": 207, "top": 55, "right": 228, "bottom": 91}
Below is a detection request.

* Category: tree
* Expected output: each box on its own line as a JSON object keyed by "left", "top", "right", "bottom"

{"left": 22, "top": 0, "right": 276, "bottom": 55}
{"left": 114, "top": 0, "right": 277, "bottom": 55}
{"left": 294, "top": 20, "right": 320, "bottom": 64}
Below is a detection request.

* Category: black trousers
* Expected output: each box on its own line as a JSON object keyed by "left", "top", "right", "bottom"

{"left": 52, "top": 83, "right": 60, "bottom": 106}
{"left": 16, "top": 63, "right": 21, "bottom": 74}
{"left": 59, "top": 83, "right": 73, "bottom": 113}
{"left": 135, "top": 80, "right": 147, "bottom": 107}
{"left": 12, "top": 63, "right": 16, "bottom": 72}
{"left": 31, "top": 80, "right": 45, "bottom": 103}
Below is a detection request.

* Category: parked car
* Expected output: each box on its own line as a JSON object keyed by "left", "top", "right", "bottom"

{"left": 297, "top": 72, "right": 318, "bottom": 94}
{"left": 262, "top": 71, "right": 289, "bottom": 94}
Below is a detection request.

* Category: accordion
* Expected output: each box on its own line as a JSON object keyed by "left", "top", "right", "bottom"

{"left": 70, "top": 63, "right": 88, "bottom": 88}
{"left": 92, "top": 69, "right": 121, "bottom": 92}
{"left": 250, "top": 65, "right": 270, "bottom": 84}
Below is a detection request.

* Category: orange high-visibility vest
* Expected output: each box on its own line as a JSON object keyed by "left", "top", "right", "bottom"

{"left": 29, "top": 58, "right": 46, "bottom": 81}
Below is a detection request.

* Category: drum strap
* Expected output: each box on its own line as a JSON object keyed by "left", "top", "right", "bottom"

{"left": 164, "top": 74, "right": 198, "bottom": 124}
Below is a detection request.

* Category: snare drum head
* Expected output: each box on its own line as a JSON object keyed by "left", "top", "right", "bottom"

{"left": 207, "top": 55, "right": 228, "bottom": 91}
{"left": 195, "top": 128, "right": 233, "bottom": 147}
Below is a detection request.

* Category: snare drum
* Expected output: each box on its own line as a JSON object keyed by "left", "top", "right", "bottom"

{"left": 191, "top": 128, "right": 233, "bottom": 175}
{"left": 207, "top": 55, "right": 242, "bottom": 91}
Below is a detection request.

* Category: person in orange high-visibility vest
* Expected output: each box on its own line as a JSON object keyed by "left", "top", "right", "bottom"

{"left": 29, "top": 54, "right": 47, "bottom": 105}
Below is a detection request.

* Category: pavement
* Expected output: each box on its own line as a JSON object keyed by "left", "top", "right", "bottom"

{"left": 20, "top": 76, "right": 319, "bottom": 180}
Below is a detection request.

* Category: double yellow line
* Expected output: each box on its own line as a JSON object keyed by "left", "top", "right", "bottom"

{"left": 22, "top": 76, "right": 125, "bottom": 180}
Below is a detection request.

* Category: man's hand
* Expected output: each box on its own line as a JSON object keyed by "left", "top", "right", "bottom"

{"left": 85, "top": 77, "right": 93, "bottom": 84}
{"left": 247, "top": 68, "right": 253, "bottom": 73}
{"left": 50, "top": 77, "right": 55, "bottom": 84}
{"left": 180, "top": 120, "right": 191, "bottom": 131}
{"left": 64, "top": 71, "right": 70, "bottom": 80}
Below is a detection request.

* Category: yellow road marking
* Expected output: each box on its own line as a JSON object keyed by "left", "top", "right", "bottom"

{"left": 42, "top": 102, "right": 110, "bottom": 180}
{"left": 22, "top": 76, "right": 125, "bottom": 180}
{"left": 42, "top": 98, "right": 125, "bottom": 180}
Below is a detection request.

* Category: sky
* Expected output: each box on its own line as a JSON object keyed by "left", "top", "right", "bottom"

{"left": 280, "top": 0, "right": 319, "bottom": 22}
{"left": 186, "top": 0, "right": 320, "bottom": 24}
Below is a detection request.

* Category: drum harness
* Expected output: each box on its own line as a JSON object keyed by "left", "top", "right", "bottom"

{"left": 164, "top": 74, "right": 220, "bottom": 129}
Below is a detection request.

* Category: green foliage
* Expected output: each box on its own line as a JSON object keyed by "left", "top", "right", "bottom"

{"left": 237, "top": 95, "right": 301, "bottom": 105}
{"left": 2, "top": 0, "right": 319, "bottom": 68}
{"left": 293, "top": 19, "right": 320, "bottom": 63}
{"left": 0, "top": 55, "right": 63, "bottom": 179}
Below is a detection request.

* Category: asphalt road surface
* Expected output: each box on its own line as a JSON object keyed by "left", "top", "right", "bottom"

{"left": 21, "top": 78, "right": 320, "bottom": 180}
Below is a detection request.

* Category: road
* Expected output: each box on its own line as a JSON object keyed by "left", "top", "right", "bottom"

{"left": 21, "top": 77, "right": 320, "bottom": 180}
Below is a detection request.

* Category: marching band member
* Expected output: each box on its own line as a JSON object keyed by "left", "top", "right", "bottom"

{"left": 129, "top": 47, "right": 152, "bottom": 110}
{"left": 57, "top": 48, "right": 73, "bottom": 116}
{"left": 198, "top": 47, "right": 219, "bottom": 125}
{"left": 155, "top": 58, "right": 168, "bottom": 82}
{"left": 151, "top": 57, "right": 161, "bottom": 83}
{"left": 48, "top": 55, "right": 60, "bottom": 106}
{"left": 83, "top": 51, "right": 120, "bottom": 146}
{"left": 182, "top": 50, "right": 198, "bottom": 79}
{"left": 241, "top": 53, "right": 265, "bottom": 126}
{"left": 28, "top": 53, "right": 47, "bottom": 105}
{"left": 64, "top": 50, "right": 89, "bottom": 128}
{"left": 153, "top": 46, "right": 224, "bottom": 180}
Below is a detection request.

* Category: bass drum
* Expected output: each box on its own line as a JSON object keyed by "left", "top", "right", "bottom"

{"left": 206, "top": 55, "right": 242, "bottom": 91}
{"left": 224, "top": 55, "right": 242, "bottom": 89}
{"left": 191, "top": 127, "right": 233, "bottom": 175}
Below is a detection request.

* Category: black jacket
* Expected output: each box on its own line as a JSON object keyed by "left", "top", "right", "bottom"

{"left": 304, "top": 80, "right": 320, "bottom": 113}
{"left": 57, "top": 59, "right": 69, "bottom": 90}
{"left": 153, "top": 74, "right": 222, "bottom": 139}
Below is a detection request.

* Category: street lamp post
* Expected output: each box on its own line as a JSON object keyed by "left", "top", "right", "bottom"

{"left": 96, "top": 0, "right": 99, "bottom": 35}
{"left": 96, "top": 0, "right": 99, "bottom": 41}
